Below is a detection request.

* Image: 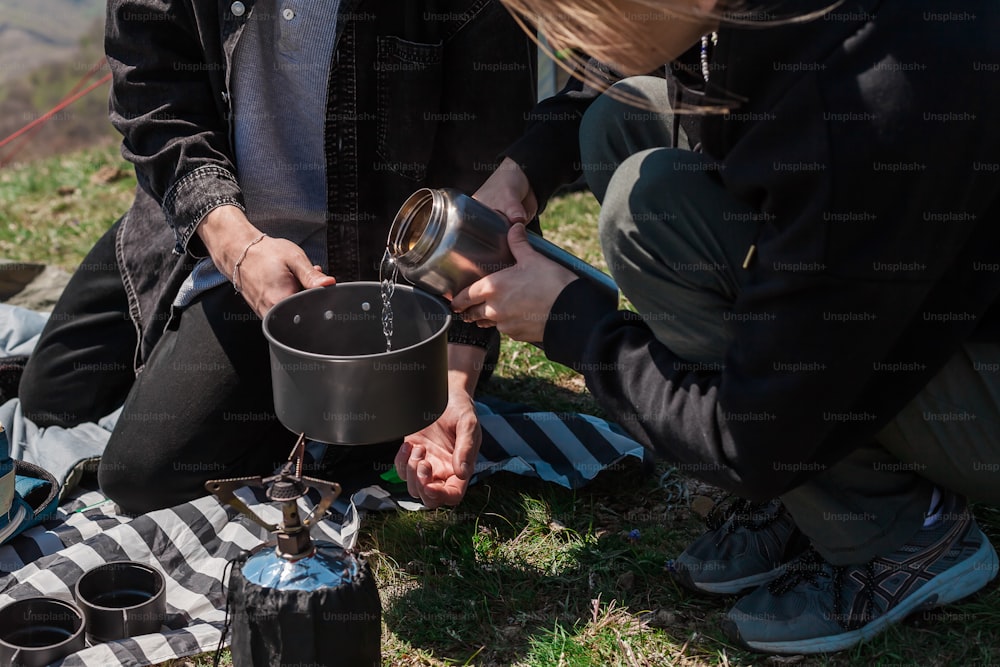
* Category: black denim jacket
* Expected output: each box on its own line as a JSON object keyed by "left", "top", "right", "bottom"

{"left": 105, "top": 0, "right": 538, "bottom": 365}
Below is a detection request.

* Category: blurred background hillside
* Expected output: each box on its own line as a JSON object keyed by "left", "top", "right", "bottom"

{"left": 0, "top": 0, "right": 116, "bottom": 164}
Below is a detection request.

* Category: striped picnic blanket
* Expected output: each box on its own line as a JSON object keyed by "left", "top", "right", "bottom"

{"left": 0, "top": 405, "right": 645, "bottom": 666}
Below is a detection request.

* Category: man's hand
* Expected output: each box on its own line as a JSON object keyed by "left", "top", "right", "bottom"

{"left": 197, "top": 205, "right": 336, "bottom": 318}
{"left": 395, "top": 345, "right": 485, "bottom": 507}
{"left": 474, "top": 157, "right": 537, "bottom": 224}
{"left": 452, "top": 223, "right": 577, "bottom": 342}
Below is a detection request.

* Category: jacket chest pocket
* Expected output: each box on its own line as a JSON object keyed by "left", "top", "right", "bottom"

{"left": 375, "top": 36, "right": 444, "bottom": 182}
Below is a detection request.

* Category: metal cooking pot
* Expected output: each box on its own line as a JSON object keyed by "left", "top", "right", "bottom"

{"left": 74, "top": 561, "right": 166, "bottom": 643}
{"left": 262, "top": 282, "right": 450, "bottom": 445}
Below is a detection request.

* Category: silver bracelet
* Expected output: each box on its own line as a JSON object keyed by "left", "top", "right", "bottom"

{"left": 232, "top": 233, "right": 268, "bottom": 294}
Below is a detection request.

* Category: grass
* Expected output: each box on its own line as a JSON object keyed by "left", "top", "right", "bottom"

{"left": 0, "top": 142, "right": 132, "bottom": 269}
{"left": 4, "top": 144, "right": 1000, "bottom": 666}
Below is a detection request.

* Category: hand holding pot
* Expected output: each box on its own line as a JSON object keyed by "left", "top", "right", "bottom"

{"left": 451, "top": 224, "right": 577, "bottom": 343}
{"left": 197, "top": 205, "right": 336, "bottom": 318}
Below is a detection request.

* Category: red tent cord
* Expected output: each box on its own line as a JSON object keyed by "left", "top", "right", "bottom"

{"left": 0, "top": 72, "right": 112, "bottom": 153}
{"left": 0, "top": 57, "right": 112, "bottom": 166}
{"left": 65, "top": 57, "right": 109, "bottom": 98}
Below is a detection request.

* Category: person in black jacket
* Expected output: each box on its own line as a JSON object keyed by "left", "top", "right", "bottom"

{"left": 453, "top": 0, "right": 1000, "bottom": 654}
{"left": 17, "top": 0, "right": 540, "bottom": 514}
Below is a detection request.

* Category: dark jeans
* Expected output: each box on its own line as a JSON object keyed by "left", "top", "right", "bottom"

{"left": 21, "top": 227, "right": 312, "bottom": 514}
{"left": 19, "top": 227, "right": 137, "bottom": 428}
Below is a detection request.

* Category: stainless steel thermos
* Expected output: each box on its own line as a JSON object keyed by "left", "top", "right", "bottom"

{"left": 388, "top": 188, "right": 619, "bottom": 301}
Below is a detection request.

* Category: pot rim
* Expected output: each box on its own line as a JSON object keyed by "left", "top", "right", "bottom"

{"left": 0, "top": 597, "right": 85, "bottom": 651}
{"left": 262, "top": 282, "right": 451, "bottom": 361}
{"left": 74, "top": 560, "right": 166, "bottom": 612}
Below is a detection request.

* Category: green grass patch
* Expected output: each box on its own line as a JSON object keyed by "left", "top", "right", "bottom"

{"left": 0, "top": 143, "right": 133, "bottom": 270}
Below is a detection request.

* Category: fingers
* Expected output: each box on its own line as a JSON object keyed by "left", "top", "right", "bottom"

{"left": 472, "top": 157, "right": 536, "bottom": 226}
{"left": 404, "top": 442, "right": 426, "bottom": 500}
{"left": 458, "top": 303, "right": 496, "bottom": 324}
{"left": 415, "top": 460, "right": 437, "bottom": 506}
{"left": 394, "top": 441, "right": 411, "bottom": 482}
{"left": 422, "top": 477, "right": 467, "bottom": 508}
{"left": 451, "top": 276, "right": 494, "bottom": 313}
{"left": 401, "top": 442, "right": 453, "bottom": 508}
{"left": 236, "top": 239, "right": 336, "bottom": 317}
{"left": 289, "top": 255, "right": 336, "bottom": 289}
{"left": 398, "top": 439, "right": 472, "bottom": 507}
{"left": 499, "top": 202, "right": 528, "bottom": 225}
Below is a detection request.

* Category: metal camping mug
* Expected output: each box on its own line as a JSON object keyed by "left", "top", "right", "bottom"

{"left": 0, "top": 597, "right": 85, "bottom": 667}
{"left": 74, "top": 561, "right": 166, "bottom": 643}
{"left": 388, "top": 187, "right": 620, "bottom": 301}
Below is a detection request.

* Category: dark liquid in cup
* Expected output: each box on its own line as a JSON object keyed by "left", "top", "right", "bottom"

{"left": 88, "top": 589, "right": 154, "bottom": 608}
{"left": 3, "top": 625, "right": 76, "bottom": 647}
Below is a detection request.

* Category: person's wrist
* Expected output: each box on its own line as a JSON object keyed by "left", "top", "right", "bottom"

{"left": 447, "top": 344, "right": 487, "bottom": 396}
{"left": 231, "top": 233, "right": 268, "bottom": 294}
{"left": 497, "top": 157, "right": 534, "bottom": 206}
{"left": 197, "top": 205, "right": 263, "bottom": 276}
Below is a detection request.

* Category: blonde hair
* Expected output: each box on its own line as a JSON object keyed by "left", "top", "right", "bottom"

{"left": 501, "top": 0, "right": 839, "bottom": 111}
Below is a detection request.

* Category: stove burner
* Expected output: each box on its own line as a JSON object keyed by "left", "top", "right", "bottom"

{"left": 205, "top": 433, "right": 341, "bottom": 560}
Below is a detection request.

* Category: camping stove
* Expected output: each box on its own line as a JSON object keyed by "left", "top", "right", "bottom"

{"left": 206, "top": 433, "right": 342, "bottom": 566}
{"left": 206, "top": 433, "right": 382, "bottom": 666}
{"left": 202, "top": 282, "right": 453, "bottom": 666}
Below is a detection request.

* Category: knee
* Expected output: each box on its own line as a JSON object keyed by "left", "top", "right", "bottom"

{"left": 98, "top": 456, "right": 156, "bottom": 516}
{"left": 580, "top": 89, "right": 629, "bottom": 201}
{"left": 580, "top": 75, "right": 671, "bottom": 201}
{"left": 19, "top": 362, "right": 83, "bottom": 428}
{"left": 598, "top": 149, "right": 714, "bottom": 288}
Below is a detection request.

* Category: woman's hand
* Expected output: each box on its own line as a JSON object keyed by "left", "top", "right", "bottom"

{"left": 197, "top": 205, "right": 335, "bottom": 318}
{"left": 473, "top": 157, "right": 537, "bottom": 224}
{"left": 451, "top": 223, "right": 577, "bottom": 342}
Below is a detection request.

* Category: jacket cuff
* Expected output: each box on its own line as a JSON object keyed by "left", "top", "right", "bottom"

{"left": 447, "top": 315, "right": 495, "bottom": 348}
{"left": 161, "top": 165, "right": 245, "bottom": 257}
{"left": 503, "top": 121, "right": 582, "bottom": 212}
{"left": 543, "top": 278, "right": 619, "bottom": 369}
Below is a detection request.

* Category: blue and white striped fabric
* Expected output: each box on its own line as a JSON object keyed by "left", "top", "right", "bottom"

{"left": 0, "top": 406, "right": 645, "bottom": 666}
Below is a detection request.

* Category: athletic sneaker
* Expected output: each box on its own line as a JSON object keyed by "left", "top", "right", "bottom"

{"left": 722, "top": 494, "right": 999, "bottom": 654}
{"left": 672, "top": 497, "right": 809, "bottom": 595}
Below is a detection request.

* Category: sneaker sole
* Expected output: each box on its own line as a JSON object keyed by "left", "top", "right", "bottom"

{"left": 675, "top": 563, "right": 788, "bottom": 596}
{"left": 731, "top": 529, "right": 1000, "bottom": 654}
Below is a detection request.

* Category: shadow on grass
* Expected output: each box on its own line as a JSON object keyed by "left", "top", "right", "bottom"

{"left": 367, "top": 467, "right": 1000, "bottom": 666}
{"left": 368, "top": 464, "right": 735, "bottom": 665}
{"left": 478, "top": 375, "right": 605, "bottom": 419}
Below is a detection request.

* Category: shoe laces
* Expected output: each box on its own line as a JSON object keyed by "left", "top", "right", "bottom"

{"left": 705, "top": 496, "right": 782, "bottom": 537}
{"left": 767, "top": 547, "right": 877, "bottom": 631}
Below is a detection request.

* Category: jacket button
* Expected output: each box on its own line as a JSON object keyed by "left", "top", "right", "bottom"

{"left": 282, "top": 7, "right": 295, "bottom": 20}
{"left": 230, "top": 1, "right": 246, "bottom": 16}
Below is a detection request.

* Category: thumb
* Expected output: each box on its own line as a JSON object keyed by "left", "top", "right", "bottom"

{"left": 501, "top": 200, "right": 529, "bottom": 225}
{"left": 507, "top": 222, "right": 535, "bottom": 263}
{"left": 453, "top": 409, "right": 479, "bottom": 481}
{"left": 290, "top": 257, "right": 336, "bottom": 289}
